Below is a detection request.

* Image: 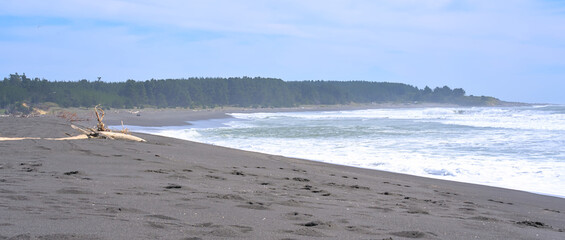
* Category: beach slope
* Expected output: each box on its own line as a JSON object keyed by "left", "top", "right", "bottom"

{"left": 1, "top": 116, "right": 564, "bottom": 239}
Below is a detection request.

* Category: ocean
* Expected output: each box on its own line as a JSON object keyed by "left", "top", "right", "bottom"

{"left": 126, "top": 105, "right": 565, "bottom": 198}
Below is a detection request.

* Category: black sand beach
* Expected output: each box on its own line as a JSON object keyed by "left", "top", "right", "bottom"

{"left": 1, "top": 110, "right": 564, "bottom": 239}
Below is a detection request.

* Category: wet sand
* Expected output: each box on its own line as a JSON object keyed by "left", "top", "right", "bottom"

{"left": 1, "top": 111, "right": 564, "bottom": 239}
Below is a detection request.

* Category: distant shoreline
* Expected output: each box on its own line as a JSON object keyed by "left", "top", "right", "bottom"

{"left": 101, "top": 101, "right": 529, "bottom": 127}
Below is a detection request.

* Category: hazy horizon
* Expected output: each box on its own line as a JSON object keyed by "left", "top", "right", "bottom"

{"left": 1, "top": 0, "right": 565, "bottom": 104}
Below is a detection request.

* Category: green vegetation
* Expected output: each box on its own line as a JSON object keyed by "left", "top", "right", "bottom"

{"left": 1, "top": 72, "right": 501, "bottom": 110}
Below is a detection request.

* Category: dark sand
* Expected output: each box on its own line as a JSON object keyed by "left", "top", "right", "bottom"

{"left": 1, "top": 110, "right": 564, "bottom": 239}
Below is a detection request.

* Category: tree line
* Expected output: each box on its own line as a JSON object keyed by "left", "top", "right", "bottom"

{"left": 1, "top": 72, "right": 500, "bottom": 111}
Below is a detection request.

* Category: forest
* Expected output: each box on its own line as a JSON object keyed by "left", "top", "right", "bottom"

{"left": 1, "top": 73, "right": 500, "bottom": 112}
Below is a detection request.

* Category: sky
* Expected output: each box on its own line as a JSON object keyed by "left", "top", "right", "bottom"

{"left": 1, "top": 0, "right": 565, "bottom": 104}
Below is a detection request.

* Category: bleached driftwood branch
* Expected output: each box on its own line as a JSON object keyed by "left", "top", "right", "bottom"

{"left": 94, "top": 105, "right": 107, "bottom": 132}
{"left": 71, "top": 124, "right": 146, "bottom": 142}
{"left": 0, "top": 137, "right": 41, "bottom": 141}
{"left": 0, "top": 107, "right": 146, "bottom": 142}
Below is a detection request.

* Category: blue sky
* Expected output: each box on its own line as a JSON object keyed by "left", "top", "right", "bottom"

{"left": 1, "top": 0, "right": 565, "bottom": 104}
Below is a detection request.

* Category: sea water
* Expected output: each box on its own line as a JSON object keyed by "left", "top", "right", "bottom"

{"left": 126, "top": 105, "right": 565, "bottom": 198}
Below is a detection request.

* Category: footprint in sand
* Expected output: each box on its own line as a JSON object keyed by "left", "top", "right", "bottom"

{"left": 544, "top": 208, "right": 561, "bottom": 213}
{"left": 4, "top": 233, "right": 100, "bottom": 240}
{"left": 63, "top": 170, "right": 80, "bottom": 175}
{"left": 205, "top": 175, "right": 227, "bottom": 181}
{"left": 488, "top": 199, "right": 514, "bottom": 205}
{"left": 146, "top": 214, "right": 178, "bottom": 221}
{"left": 390, "top": 231, "right": 434, "bottom": 238}
{"left": 145, "top": 169, "right": 173, "bottom": 174}
{"left": 284, "top": 212, "right": 314, "bottom": 221}
{"left": 207, "top": 193, "right": 246, "bottom": 201}
{"left": 191, "top": 223, "right": 254, "bottom": 237}
{"left": 236, "top": 201, "right": 270, "bottom": 210}
{"left": 516, "top": 220, "right": 552, "bottom": 229}
{"left": 56, "top": 187, "right": 93, "bottom": 195}
{"left": 344, "top": 225, "right": 375, "bottom": 235}
{"left": 299, "top": 220, "right": 335, "bottom": 230}
{"left": 469, "top": 216, "right": 499, "bottom": 222}
{"left": 231, "top": 170, "right": 246, "bottom": 176}
{"left": 164, "top": 184, "right": 182, "bottom": 189}
{"left": 283, "top": 228, "right": 328, "bottom": 237}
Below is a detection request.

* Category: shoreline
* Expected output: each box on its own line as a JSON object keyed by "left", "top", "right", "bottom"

{"left": 101, "top": 102, "right": 524, "bottom": 127}
{"left": 1, "top": 111, "right": 564, "bottom": 239}
{"left": 105, "top": 105, "right": 564, "bottom": 199}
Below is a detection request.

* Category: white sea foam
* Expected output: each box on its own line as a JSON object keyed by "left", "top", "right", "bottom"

{"left": 133, "top": 106, "right": 565, "bottom": 198}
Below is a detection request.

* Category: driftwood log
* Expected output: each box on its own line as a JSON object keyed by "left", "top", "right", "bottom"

{"left": 0, "top": 106, "right": 146, "bottom": 142}
{"left": 0, "top": 129, "right": 145, "bottom": 142}
{"left": 71, "top": 124, "right": 146, "bottom": 142}
{"left": 68, "top": 105, "right": 146, "bottom": 142}
{"left": 0, "top": 137, "right": 41, "bottom": 141}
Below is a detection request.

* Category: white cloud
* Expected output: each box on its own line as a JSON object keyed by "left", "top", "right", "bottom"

{"left": 2, "top": 0, "right": 565, "bottom": 102}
